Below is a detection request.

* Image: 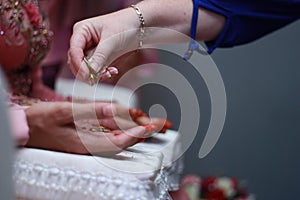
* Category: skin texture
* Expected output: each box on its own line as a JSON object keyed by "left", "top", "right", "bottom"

{"left": 25, "top": 101, "right": 171, "bottom": 155}
{"left": 67, "top": 0, "right": 225, "bottom": 83}
{"left": 2, "top": 0, "right": 172, "bottom": 153}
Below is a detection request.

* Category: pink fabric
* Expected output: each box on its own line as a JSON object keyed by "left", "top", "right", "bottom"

{"left": 9, "top": 104, "right": 29, "bottom": 146}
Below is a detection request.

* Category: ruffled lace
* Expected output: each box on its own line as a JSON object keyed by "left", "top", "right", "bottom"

{"left": 14, "top": 160, "right": 170, "bottom": 200}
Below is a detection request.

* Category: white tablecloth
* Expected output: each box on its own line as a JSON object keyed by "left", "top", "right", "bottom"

{"left": 14, "top": 130, "right": 182, "bottom": 200}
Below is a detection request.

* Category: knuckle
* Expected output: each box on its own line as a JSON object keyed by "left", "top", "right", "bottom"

{"left": 93, "top": 51, "right": 107, "bottom": 63}
{"left": 111, "top": 137, "right": 126, "bottom": 149}
{"left": 73, "top": 21, "right": 85, "bottom": 31}
{"left": 50, "top": 103, "right": 71, "bottom": 120}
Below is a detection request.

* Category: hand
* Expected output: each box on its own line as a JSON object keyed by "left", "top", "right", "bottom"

{"left": 101, "top": 104, "right": 173, "bottom": 134}
{"left": 25, "top": 101, "right": 157, "bottom": 155}
{"left": 67, "top": 0, "right": 225, "bottom": 85}
{"left": 67, "top": 8, "right": 140, "bottom": 84}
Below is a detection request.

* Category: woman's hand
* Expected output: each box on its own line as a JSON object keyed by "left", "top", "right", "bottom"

{"left": 67, "top": 0, "right": 225, "bottom": 85}
{"left": 67, "top": 8, "right": 140, "bottom": 84}
{"left": 25, "top": 101, "right": 157, "bottom": 155}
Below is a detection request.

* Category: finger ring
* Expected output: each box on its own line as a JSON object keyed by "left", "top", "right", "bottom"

{"left": 89, "top": 125, "right": 110, "bottom": 133}
{"left": 83, "top": 57, "right": 97, "bottom": 80}
{"left": 84, "top": 57, "right": 111, "bottom": 82}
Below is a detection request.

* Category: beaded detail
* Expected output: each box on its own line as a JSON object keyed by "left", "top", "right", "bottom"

{"left": 14, "top": 160, "right": 171, "bottom": 200}
{"left": 6, "top": 64, "right": 33, "bottom": 95}
{"left": 0, "top": 0, "right": 53, "bottom": 95}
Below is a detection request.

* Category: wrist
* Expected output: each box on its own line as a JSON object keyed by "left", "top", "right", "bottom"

{"left": 129, "top": 5, "right": 145, "bottom": 47}
{"left": 135, "top": 0, "right": 193, "bottom": 35}
{"left": 132, "top": 0, "right": 225, "bottom": 42}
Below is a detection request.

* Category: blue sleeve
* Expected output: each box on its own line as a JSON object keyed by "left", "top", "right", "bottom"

{"left": 192, "top": 0, "right": 300, "bottom": 53}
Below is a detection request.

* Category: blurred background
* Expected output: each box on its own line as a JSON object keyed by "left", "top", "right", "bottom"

{"left": 1, "top": 1, "right": 299, "bottom": 199}
{"left": 138, "top": 20, "right": 300, "bottom": 199}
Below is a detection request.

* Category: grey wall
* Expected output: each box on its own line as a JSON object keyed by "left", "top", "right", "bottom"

{"left": 139, "top": 20, "right": 300, "bottom": 199}
{"left": 0, "top": 70, "right": 15, "bottom": 200}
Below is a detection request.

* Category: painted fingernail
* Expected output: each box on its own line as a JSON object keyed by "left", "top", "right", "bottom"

{"left": 140, "top": 113, "right": 148, "bottom": 117}
{"left": 138, "top": 138, "right": 146, "bottom": 143}
{"left": 164, "top": 120, "right": 173, "bottom": 129}
{"left": 143, "top": 124, "right": 157, "bottom": 133}
{"left": 130, "top": 109, "right": 145, "bottom": 120}
{"left": 114, "top": 133, "right": 120, "bottom": 136}
{"left": 159, "top": 128, "right": 167, "bottom": 134}
{"left": 108, "top": 66, "right": 118, "bottom": 75}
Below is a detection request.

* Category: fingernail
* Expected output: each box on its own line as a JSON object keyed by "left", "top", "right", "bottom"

{"left": 159, "top": 128, "right": 167, "bottom": 134}
{"left": 114, "top": 133, "right": 120, "bottom": 136}
{"left": 102, "top": 71, "right": 111, "bottom": 78}
{"left": 108, "top": 66, "right": 118, "bottom": 75}
{"left": 143, "top": 124, "right": 157, "bottom": 133}
{"left": 140, "top": 113, "right": 148, "bottom": 117}
{"left": 164, "top": 120, "right": 173, "bottom": 129}
{"left": 138, "top": 138, "right": 146, "bottom": 143}
{"left": 130, "top": 109, "right": 144, "bottom": 120}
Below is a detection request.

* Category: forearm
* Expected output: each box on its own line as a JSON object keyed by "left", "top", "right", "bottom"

{"left": 134, "top": 0, "right": 225, "bottom": 41}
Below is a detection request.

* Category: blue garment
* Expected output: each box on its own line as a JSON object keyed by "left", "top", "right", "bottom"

{"left": 192, "top": 0, "right": 300, "bottom": 53}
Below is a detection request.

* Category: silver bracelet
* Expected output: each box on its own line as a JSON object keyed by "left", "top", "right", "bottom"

{"left": 130, "top": 4, "right": 145, "bottom": 48}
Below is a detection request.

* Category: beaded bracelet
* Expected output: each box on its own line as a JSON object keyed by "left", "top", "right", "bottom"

{"left": 130, "top": 4, "right": 145, "bottom": 48}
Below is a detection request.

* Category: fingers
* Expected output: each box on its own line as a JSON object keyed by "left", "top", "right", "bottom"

{"left": 67, "top": 14, "right": 138, "bottom": 84}
{"left": 69, "top": 125, "right": 157, "bottom": 155}
{"left": 72, "top": 102, "right": 120, "bottom": 122}
{"left": 98, "top": 66, "right": 119, "bottom": 81}
{"left": 110, "top": 104, "right": 144, "bottom": 120}
{"left": 68, "top": 18, "right": 117, "bottom": 84}
{"left": 44, "top": 101, "right": 146, "bottom": 126}
{"left": 98, "top": 116, "right": 138, "bottom": 131}
{"left": 95, "top": 103, "right": 146, "bottom": 121}
{"left": 97, "top": 103, "right": 173, "bottom": 133}
{"left": 38, "top": 102, "right": 173, "bottom": 135}
{"left": 68, "top": 22, "right": 91, "bottom": 82}
{"left": 66, "top": 102, "right": 144, "bottom": 124}
{"left": 107, "top": 124, "right": 157, "bottom": 149}
{"left": 88, "top": 38, "right": 115, "bottom": 73}
{"left": 135, "top": 116, "right": 173, "bottom": 133}
{"left": 46, "top": 102, "right": 113, "bottom": 125}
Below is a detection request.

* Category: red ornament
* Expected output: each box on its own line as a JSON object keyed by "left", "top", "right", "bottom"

{"left": 24, "top": 3, "right": 41, "bottom": 27}
{"left": 202, "top": 176, "right": 217, "bottom": 193}
{"left": 206, "top": 188, "right": 226, "bottom": 200}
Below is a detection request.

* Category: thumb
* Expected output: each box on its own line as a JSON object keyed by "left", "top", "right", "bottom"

{"left": 88, "top": 36, "right": 116, "bottom": 74}
{"left": 89, "top": 30, "right": 137, "bottom": 74}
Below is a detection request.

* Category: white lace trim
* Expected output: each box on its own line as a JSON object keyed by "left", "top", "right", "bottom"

{"left": 13, "top": 161, "right": 170, "bottom": 200}
{"left": 164, "top": 157, "right": 185, "bottom": 191}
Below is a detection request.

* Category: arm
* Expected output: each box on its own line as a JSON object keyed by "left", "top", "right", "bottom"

{"left": 67, "top": 0, "right": 225, "bottom": 82}
{"left": 136, "top": 0, "right": 225, "bottom": 42}
{"left": 68, "top": 0, "right": 300, "bottom": 82}
{"left": 24, "top": 101, "right": 170, "bottom": 154}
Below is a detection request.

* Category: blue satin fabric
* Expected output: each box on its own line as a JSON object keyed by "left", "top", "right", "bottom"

{"left": 190, "top": 0, "right": 300, "bottom": 53}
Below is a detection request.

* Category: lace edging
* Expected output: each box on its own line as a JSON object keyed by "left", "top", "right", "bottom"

{"left": 13, "top": 160, "right": 169, "bottom": 200}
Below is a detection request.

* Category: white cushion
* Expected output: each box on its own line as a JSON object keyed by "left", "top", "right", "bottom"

{"left": 14, "top": 129, "right": 182, "bottom": 200}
